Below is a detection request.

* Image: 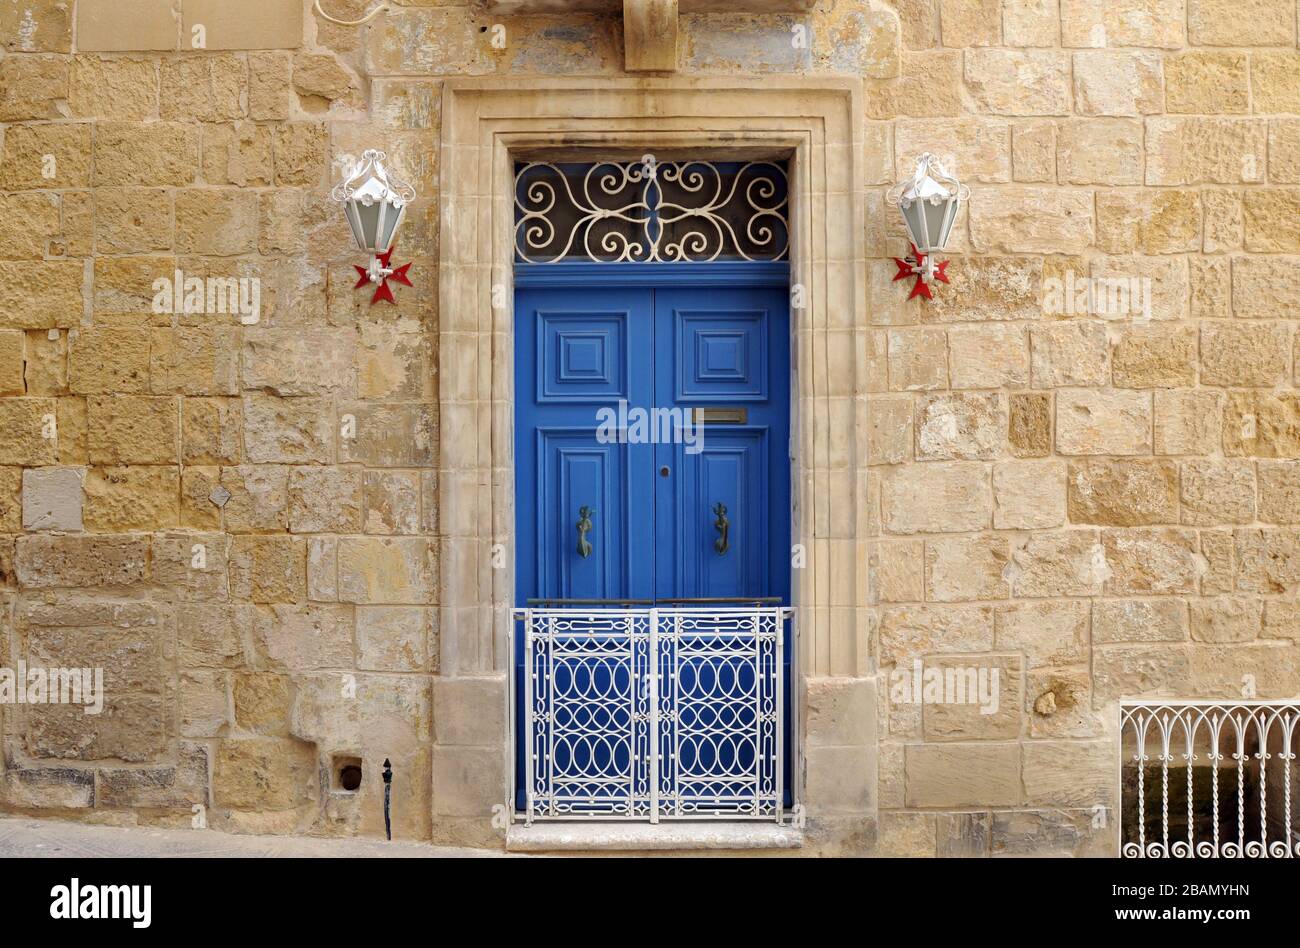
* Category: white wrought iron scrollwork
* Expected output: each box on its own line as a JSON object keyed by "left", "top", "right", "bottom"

{"left": 514, "top": 156, "right": 790, "bottom": 264}
{"left": 1120, "top": 701, "right": 1300, "bottom": 859}
{"left": 513, "top": 606, "right": 789, "bottom": 823}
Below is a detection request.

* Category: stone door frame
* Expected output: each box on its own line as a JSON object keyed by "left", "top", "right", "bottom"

{"left": 434, "top": 77, "right": 876, "bottom": 842}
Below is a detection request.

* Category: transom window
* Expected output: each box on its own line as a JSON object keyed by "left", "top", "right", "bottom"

{"left": 513, "top": 157, "right": 790, "bottom": 264}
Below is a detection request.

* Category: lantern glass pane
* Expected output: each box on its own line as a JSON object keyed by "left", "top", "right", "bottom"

{"left": 924, "top": 198, "right": 956, "bottom": 253}
{"left": 901, "top": 201, "right": 928, "bottom": 251}
{"left": 378, "top": 203, "right": 405, "bottom": 252}
{"left": 353, "top": 200, "right": 383, "bottom": 252}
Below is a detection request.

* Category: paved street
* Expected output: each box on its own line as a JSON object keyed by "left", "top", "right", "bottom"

{"left": 0, "top": 816, "right": 506, "bottom": 858}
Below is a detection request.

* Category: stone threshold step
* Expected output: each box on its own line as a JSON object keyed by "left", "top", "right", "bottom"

{"left": 506, "top": 821, "right": 804, "bottom": 852}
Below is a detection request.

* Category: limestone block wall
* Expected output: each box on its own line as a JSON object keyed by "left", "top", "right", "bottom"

{"left": 0, "top": 0, "right": 1298, "bottom": 855}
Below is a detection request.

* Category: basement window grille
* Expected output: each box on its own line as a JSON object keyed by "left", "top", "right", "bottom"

{"left": 1120, "top": 701, "right": 1300, "bottom": 858}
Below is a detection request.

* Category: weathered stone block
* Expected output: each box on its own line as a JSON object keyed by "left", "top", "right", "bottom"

{"left": 150, "top": 328, "right": 241, "bottom": 396}
{"left": 338, "top": 404, "right": 435, "bottom": 467}
{"left": 230, "top": 536, "right": 306, "bottom": 603}
{"left": 887, "top": 328, "right": 947, "bottom": 391}
{"left": 921, "top": 654, "right": 1021, "bottom": 741}
{"left": 21, "top": 467, "right": 84, "bottom": 531}
{"left": 1166, "top": 52, "right": 1249, "bottom": 114}
{"left": 1030, "top": 322, "right": 1109, "bottom": 388}
{"left": 1102, "top": 529, "right": 1201, "bottom": 595}
{"left": 69, "top": 55, "right": 158, "bottom": 120}
{"left": 969, "top": 187, "right": 1093, "bottom": 253}
{"left": 1244, "top": 189, "right": 1300, "bottom": 252}
{"left": 1022, "top": 741, "right": 1112, "bottom": 808}
{"left": 964, "top": 49, "right": 1069, "bottom": 115}
{"left": 1155, "top": 389, "right": 1222, "bottom": 455}
{"left": 1056, "top": 390, "right": 1151, "bottom": 455}
{"left": 1189, "top": 597, "right": 1261, "bottom": 643}
{"left": 1095, "top": 189, "right": 1201, "bottom": 255}
{"left": 915, "top": 392, "right": 1005, "bottom": 460}
{"left": 866, "top": 396, "right": 913, "bottom": 466}
{"left": 213, "top": 737, "right": 316, "bottom": 810}
{"left": 882, "top": 462, "right": 991, "bottom": 534}
{"left": 1234, "top": 529, "right": 1300, "bottom": 593}
{"left": 86, "top": 395, "right": 178, "bottom": 464}
{"left": 879, "top": 604, "right": 994, "bottom": 665}
{"left": 242, "top": 395, "right": 334, "bottom": 465}
{"left": 243, "top": 329, "right": 357, "bottom": 397}
{"left": 1010, "top": 529, "right": 1107, "bottom": 597}
{"left": 924, "top": 535, "right": 1009, "bottom": 601}
{"left": 1200, "top": 322, "right": 1290, "bottom": 387}
{"left": 337, "top": 537, "right": 436, "bottom": 604}
{"left": 0, "top": 122, "right": 92, "bottom": 190}
{"left": 1071, "top": 52, "right": 1162, "bottom": 117}
{"left": 905, "top": 742, "right": 1021, "bottom": 807}
{"left": 1057, "top": 119, "right": 1143, "bottom": 184}
{"left": 1067, "top": 459, "right": 1178, "bottom": 526}
{"left": 996, "top": 599, "right": 1089, "bottom": 667}
{"left": 1111, "top": 326, "right": 1197, "bottom": 389}
{"left": 1008, "top": 391, "right": 1052, "bottom": 457}
{"left": 871, "top": 539, "right": 924, "bottom": 603}
{"left": 1094, "top": 599, "right": 1188, "bottom": 643}
{"left": 181, "top": 398, "right": 242, "bottom": 465}
{"left": 68, "top": 328, "right": 150, "bottom": 394}
{"left": 288, "top": 466, "right": 363, "bottom": 534}
{"left": 16, "top": 534, "right": 148, "bottom": 588}
{"left": 1188, "top": 0, "right": 1294, "bottom": 45}
{"left": 946, "top": 325, "right": 1028, "bottom": 389}
{"left": 1180, "top": 460, "right": 1256, "bottom": 526}
{"left": 362, "top": 470, "right": 421, "bottom": 535}
{"left": 84, "top": 466, "right": 180, "bottom": 531}
{"left": 1060, "top": 0, "right": 1185, "bottom": 48}
{"left": 94, "top": 122, "right": 197, "bottom": 186}
{"left": 1146, "top": 118, "right": 1267, "bottom": 186}
{"left": 356, "top": 606, "right": 425, "bottom": 672}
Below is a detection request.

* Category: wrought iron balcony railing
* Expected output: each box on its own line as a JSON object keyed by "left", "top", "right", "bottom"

{"left": 510, "top": 605, "right": 793, "bottom": 825}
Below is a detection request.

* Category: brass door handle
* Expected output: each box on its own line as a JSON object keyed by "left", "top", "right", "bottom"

{"left": 713, "top": 502, "right": 730, "bottom": 555}
{"left": 576, "top": 506, "right": 594, "bottom": 558}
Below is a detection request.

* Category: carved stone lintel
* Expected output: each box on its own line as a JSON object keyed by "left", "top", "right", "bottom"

{"left": 623, "top": 0, "right": 678, "bottom": 73}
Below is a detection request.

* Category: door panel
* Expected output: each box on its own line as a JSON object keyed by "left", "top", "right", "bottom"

{"left": 515, "top": 287, "right": 654, "bottom": 603}
{"left": 652, "top": 286, "right": 790, "bottom": 605}
{"left": 670, "top": 430, "right": 769, "bottom": 599}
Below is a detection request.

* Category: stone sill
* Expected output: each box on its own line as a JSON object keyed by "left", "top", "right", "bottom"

{"left": 506, "top": 822, "right": 804, "bottom": 852}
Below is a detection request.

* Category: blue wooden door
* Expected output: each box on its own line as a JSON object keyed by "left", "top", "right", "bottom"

{"left": 514, "top": 268, "right": 791, "bottom": 812}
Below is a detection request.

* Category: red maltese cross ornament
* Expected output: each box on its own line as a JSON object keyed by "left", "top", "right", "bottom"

{"left": 354, "top": 246, "right": 413, "bottom": 305}
{"left": 892, "top": 243, "right": 949, "bottom": 301}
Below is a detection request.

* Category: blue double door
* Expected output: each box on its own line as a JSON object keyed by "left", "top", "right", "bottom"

{"left": 513, "top": 268, "right": 792, "bottom": 815}
{"left": 515, "top": 274, "right": 791, "bottom": 606}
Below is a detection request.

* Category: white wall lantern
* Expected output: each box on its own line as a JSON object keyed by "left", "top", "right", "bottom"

{"left": 885, "top": 153, "right": 969, "bottom": 301}
{"left": 331, "top": 148, "right": 417, "bottom": 304}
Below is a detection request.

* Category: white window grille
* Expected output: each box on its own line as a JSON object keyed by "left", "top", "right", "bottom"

{"left": 511, "top": 606, "right": 792, "bottom": 824}
{"left": 1120, "top": 700, "right": 1300, "bottom": 858}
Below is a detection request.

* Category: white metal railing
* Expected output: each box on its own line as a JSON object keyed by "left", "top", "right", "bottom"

{"left": 511, "top": 606, "right": 791, "bottom": 824}
{"left": 1120, "top": 701, "right": 1300, "bottom": 857}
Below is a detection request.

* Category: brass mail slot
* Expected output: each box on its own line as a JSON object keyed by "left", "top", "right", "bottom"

{"left": 692, "top": 407, "right": 748, "bottom": 425}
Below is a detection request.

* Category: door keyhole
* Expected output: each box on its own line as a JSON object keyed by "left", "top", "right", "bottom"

{"left": 660, "top": 465, "right": 671, "bottom": 477}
